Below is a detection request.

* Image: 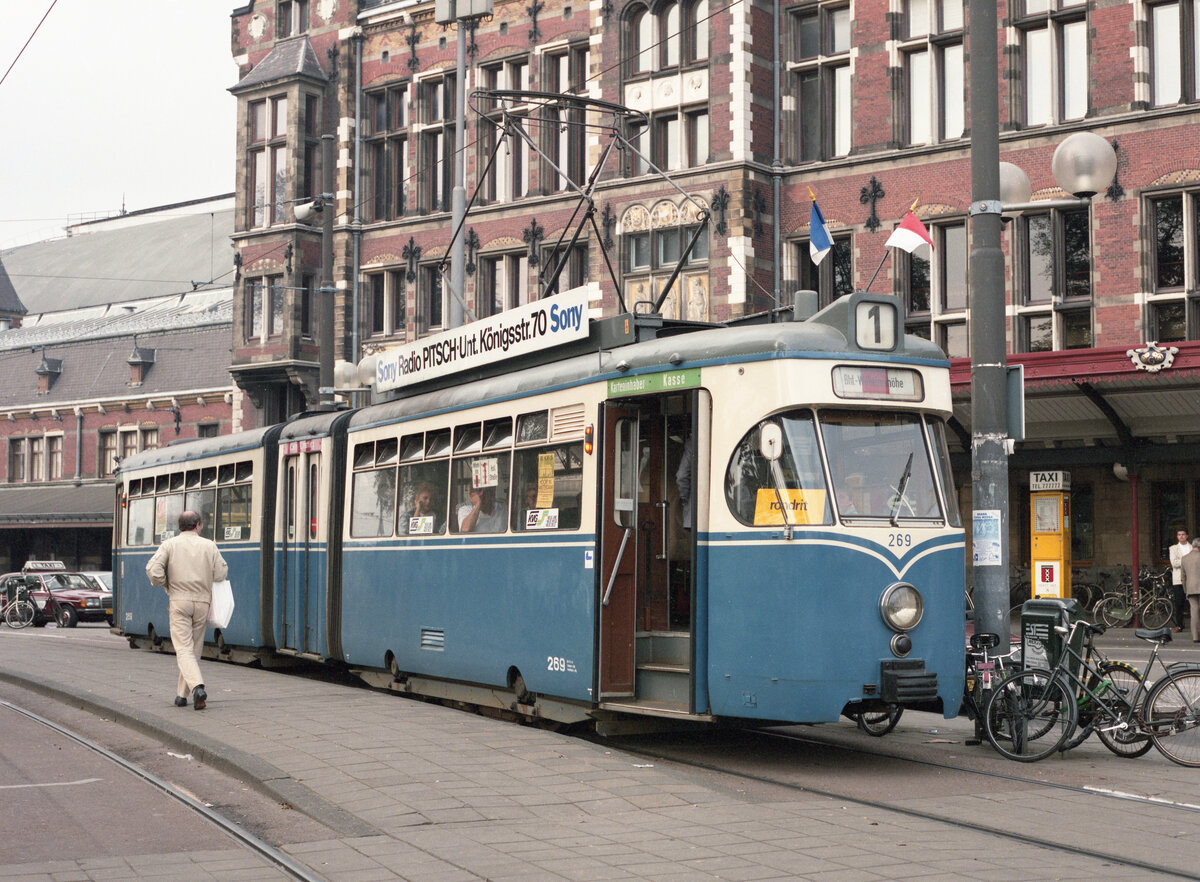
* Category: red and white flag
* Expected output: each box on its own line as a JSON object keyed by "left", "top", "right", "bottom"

{"left": 885, "top": 212, "right": 935, "bottom": 253}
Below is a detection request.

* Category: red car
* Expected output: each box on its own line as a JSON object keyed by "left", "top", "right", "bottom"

{"left": 0, "top": 561, "right": 114, "bottom": 627}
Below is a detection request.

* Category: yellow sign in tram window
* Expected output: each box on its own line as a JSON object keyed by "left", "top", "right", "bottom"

{"left": 753, "top": 489, "right": 827, "bottom": 525}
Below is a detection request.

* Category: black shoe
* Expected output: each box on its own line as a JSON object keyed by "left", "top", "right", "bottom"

{"left": 192, "top": 685, "right": 207, "bottom": 710}
{"left": 174, "top": 696, "right": 188, "bottom": 707}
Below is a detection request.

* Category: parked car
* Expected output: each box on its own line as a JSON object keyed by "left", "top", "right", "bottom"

{"left": 0, "top": 561, "right": 115, "bottom": 627}
{"left": 82, "top": 571, "right": 112, "bottom": 592}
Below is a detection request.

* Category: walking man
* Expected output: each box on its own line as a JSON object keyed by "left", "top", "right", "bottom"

{"left": 1170, "top": 527, "right": 1192, "bottom": 633}
{"left": 1180, "top": 538, "right": 1200, "bottom": 642}
{"left": 146, "top": 510, "right": 227, "bottom": 709}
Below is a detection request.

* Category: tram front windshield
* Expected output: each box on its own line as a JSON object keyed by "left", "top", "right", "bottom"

{"left": 821, "top": 412, "right": 941, "bottom": 521}
{"left": 724, "top": 409, "right": 950, "bottom": 527}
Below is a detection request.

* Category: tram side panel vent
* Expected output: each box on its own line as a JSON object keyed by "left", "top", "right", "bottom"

{"left": 550, "top": 404, "right": 586, "bottom": 441}
{"left": 421, "top": 628, "right": 445, "bottom": 651}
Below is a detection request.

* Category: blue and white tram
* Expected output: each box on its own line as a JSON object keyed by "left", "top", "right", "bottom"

{"left": 113, "top": 291, "right": 965, "bottom": 728}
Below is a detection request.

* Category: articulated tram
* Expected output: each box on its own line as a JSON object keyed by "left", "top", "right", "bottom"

{"left": 114, "top": 291, "right": 965, "bottom": 730}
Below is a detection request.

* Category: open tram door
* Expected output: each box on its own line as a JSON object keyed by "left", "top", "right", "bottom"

{"left": 599, "top": 385, "right": 709, "bottom": 715}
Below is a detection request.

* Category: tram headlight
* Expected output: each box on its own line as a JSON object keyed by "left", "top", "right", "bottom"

{"left": 879, "top": 582, "right": 924, "bottom": 632}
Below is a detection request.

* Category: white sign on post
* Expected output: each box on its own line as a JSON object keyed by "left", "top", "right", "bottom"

{"left": 374, "top": 287, "right": 591, "bottom": 392}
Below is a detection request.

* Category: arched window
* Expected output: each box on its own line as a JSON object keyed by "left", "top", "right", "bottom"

{"left": 631, "top": 6, "right": 655, "bottom": 74}
{"left": 661, "top": 1, "right": 681, "bottom": 67}
{"left": 689, "top": 0, "right": 709, "bottom": 62}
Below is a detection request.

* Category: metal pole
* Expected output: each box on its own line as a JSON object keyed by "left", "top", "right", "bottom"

{"left": 318, "top": 133, "right": 336, "bottom": 412}
{"left": 448, "top": 22, "right": 467, "bottom": 328}
{"left": 968, "top": 0, "right": 1009, "bottom": 640}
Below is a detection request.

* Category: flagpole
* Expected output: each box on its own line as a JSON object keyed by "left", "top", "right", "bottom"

{"left": 864, "top": 249, "right": 890, "bottom": 292}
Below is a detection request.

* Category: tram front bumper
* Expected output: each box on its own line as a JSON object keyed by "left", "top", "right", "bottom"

{"left": 879, "top": 658, "right": 938, "bottom": 706}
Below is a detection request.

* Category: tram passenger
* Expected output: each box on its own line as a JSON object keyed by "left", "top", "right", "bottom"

{"left": 400, "top": 481, "right": 442, "bottom": 534}
{"left": 458, "top": 486, "right": 507, "bottom": 533}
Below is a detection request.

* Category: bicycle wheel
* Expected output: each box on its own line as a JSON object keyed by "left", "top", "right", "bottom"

{"left": 1145, "top": 670, "right": 1200, "bottom": 767}
{"left": 856, "top": 705, "right": 902, "bottom": 736}
{"left": 984, "top": 669, "right": 1076, "bottom": 762}
{"left": 1097, "top": 595, "right": 1133, "bottom": 629}
{"left": 1140, "top": 598, "right": 1173, "bottom": 630}
{"left": 1090, "top": 662, "right": 1153, "bottom": 758}
{"left": 4, "top": 599, "right": 35, "bottom": 629}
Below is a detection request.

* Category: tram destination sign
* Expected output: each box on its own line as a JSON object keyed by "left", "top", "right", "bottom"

{"left": 374, "top": 287, "right": 591, "bottom": 392}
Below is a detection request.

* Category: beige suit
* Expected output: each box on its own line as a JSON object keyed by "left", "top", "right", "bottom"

{"left": 147, "top": 530, "right": 228, "bottom": 698}
{"left": 1179, "top": 548, "right": 1200, "bottom": 641}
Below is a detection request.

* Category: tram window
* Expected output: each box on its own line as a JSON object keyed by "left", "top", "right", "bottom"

{"left": 236, "top": 461, "right": 253, "bottom": 483}
{"left": 127, "top": 496, "right": 155, "bottom": 546}
{"left": 512, "top": 443, "right": 584, "bottom": 531}
{"left": 353, "top": 441, "right": 376, "bottom": 469}
{"left": 155, "top": 493, "right": 186, "bottom": 542}
{"left": 308, "top": 463, "right": 319, "bottom": 540}
{"left": 170, "top": 473, "right": 185, "bottom": 491}
{"left": 185, "top": 471, "right": 201, "bottom": 489}
{"left": 820, "top": 412, "right": 941, "bottom": 521}
{"left": 398, "top": 460, "right": 449, "bottom": 535}
{"left": 156, "top": 474, "right": 170, "bottom": 493}
{"left": 615, "top": 418, "right": 637, "bottom": 528}
{"left": 185, "top": 489, "right": 217, "bottom": 541}
{"left": 483, "top": 417, "right": 513, "bottom": 449}
{"left": 425, "top": 429, "right": 451, "bottom": 458}
{"left": 725, "top": 411, "right": 831, "bottom": 527}
{"left": 454, "top": 423, "right": 483, "bottom": 454}
{"left": 400, "top": 433, "right": 424, "bottom": 462}
{"left": 218, "top": 483, "right": 253, "bottom": 541}
{"left": 517, "top": 410, "right": 548, "bottom": 444}
{"left": 376, "top": 438, "right": 398, "bottom": 465}
{"left": 351, "top": 465, "right": 398, "bottom": 537}
{"left": 927, "top": 418, "right": 962, "bottom": 527}
{"left": 218, "top": 463, "right": 235, "bottom": 484}
{"left": 450, "top": 453, "right": 512, "bottom": 533}
{"left": 128, "top": 479, "right": 141, "bottom": 496}
{"left": 201, "top": 467, "right": 217, "bottom": 486}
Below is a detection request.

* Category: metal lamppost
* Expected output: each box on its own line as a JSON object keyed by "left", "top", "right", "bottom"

{"left": 967, "top": 0, "right": 1116, "bottom": 638}
{"left": 436, "top": 0, "right": 493, "bottom": 330}
{"left": 295, "top": 133, "right": 338, "bottom": 412}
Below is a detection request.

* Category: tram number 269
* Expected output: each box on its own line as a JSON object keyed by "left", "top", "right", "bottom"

{"left": 888, "top": 532, "right": 912, "bottom": 548}
{"left": 547, "top": 656, "right": 576, "bottom": 673}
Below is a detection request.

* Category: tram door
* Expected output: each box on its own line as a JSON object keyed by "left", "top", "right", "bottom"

{"left": 280, "top": 445, "right": 322, "bottom": 656}
{"left": 600, "top": 391, "right": 702, "bottom": 706}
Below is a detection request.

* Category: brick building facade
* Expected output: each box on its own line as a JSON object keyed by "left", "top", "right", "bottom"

{"left": 226, "top": 0, "right": 1200, "bottom": 583}
{"left": 0, "top": 200, "right": 243, "bottom": 572}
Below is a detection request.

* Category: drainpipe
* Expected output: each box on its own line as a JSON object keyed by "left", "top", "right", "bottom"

{"left": 352, "top": 30, "right": 364, "bottom": 395}
{"left": 771, "top": 0, "right": 783, "bottom": 316}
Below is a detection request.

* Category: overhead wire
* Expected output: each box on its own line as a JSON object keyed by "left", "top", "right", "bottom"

{"left": 0, "top": 0, "right": 58, "bottom": 90}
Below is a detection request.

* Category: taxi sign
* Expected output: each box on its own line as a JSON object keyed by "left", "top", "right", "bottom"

{"left": 23, "top": 560, "right": 67, "bottom": 573}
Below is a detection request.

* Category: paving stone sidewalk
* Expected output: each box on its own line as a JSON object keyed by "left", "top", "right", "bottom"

{"left": 0, "top": 630, "right": 1186, "bottom": 881}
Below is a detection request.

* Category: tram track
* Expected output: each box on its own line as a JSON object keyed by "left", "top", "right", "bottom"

{"left": 0, "top": 700, "right": 328, "bottom": 882}
{"left": 605, "top": 724, "right": 1200, "bottom": 879}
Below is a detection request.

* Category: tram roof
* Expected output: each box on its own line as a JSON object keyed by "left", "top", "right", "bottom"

{"left": 116, "top": 425, "right": 279, "bottom": 475}
{"left": 350, "top": 299, "right": 948, "bottom": 430}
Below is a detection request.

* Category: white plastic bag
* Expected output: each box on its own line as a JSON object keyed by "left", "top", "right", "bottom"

{"left": 207, "top": 579, "right": 234, "bottom": 629}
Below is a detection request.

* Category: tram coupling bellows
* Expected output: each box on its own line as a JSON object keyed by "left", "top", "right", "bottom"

{"left": 879, "top": 660, "right": 938, "bottom": 704}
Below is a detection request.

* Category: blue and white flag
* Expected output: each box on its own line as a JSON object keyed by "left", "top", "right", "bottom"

{"left": 809, "top": 198, "right": 832, "bottom": 266}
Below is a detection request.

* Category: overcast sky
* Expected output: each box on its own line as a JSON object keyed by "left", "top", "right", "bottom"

{"left": 0, "top": 1, "right": 237, "bottom": 250}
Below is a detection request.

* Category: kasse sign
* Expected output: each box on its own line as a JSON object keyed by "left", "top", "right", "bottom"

{"left": 374, "top": 286, "right": 592, "bottom": 393}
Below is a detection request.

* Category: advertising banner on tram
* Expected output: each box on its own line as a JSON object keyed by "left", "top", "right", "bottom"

{"left": 374, "top": 287, "right": 591, "bottom": 393}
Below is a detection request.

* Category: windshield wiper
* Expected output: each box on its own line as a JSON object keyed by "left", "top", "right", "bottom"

{"left": 889, "top": 453, "right": 914, "bottom": 527}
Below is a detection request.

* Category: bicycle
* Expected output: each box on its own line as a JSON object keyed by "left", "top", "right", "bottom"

{"left": 3, "top": 582, "right": 37, "bottom": 629}
{"left": 984, "top": 619, "right": 1200, "bottom": 766}
{"left": 961, "top": 630, "right": 1020, "bottom": 745}
{"left": 1093, "top": 567, "right": 1173, "bottom": 630}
